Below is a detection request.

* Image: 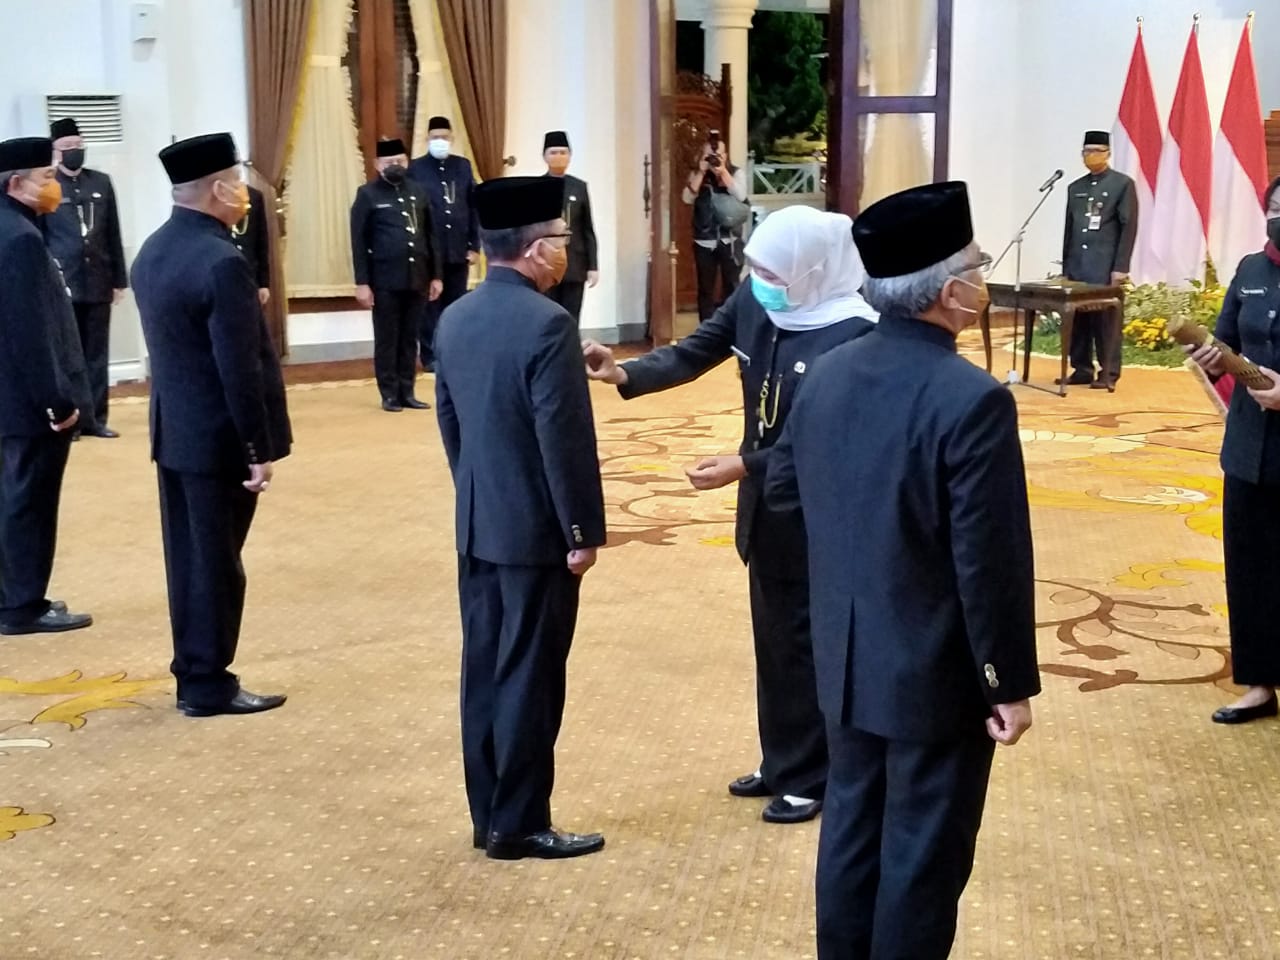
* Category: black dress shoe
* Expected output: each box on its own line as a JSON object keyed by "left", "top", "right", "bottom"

{"left": 381, "top": 399, "right": 403, "bottom": 412}
{"left": 728, "top": 772, "right": 771, "bottom": 798}
{"left": 85, "top": 427, "right": 120, "bottom": 438}
{"left": 1089, "top": 380, "right": 1117, "bottom": 393}
{"left": 401, "top": 397, "right": 431, "bottom": 410}
{"left": 762, "top": 796, "right": 823, "bottom": 824}
{"left": 178, "top": 689, "right": 287, "bottom": 717}
{"left": 1212, "top": 695, "right": 1278, "bottom": 724}
{"left": 1055, "top": 371, "right": 1094, "bottom": 386}
{"left": 485, "top": 827, "right": 605, "bottom": 860}
{"left": 0, "top": 608, "right": 93, "bottom": 635}
{"left": 473, "top": 828, "right": 486, "bottom": 850}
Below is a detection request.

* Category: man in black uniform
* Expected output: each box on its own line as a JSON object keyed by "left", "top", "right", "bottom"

{"left": 408, "top": 116, "right": 478, "bottom": 371}
{"left": 229, "top": 184, "right": 271, "bottom": 306}
{"left": 351, "top": 137, "right": 442, "bottom": 411}
{"left": 45, "top": 117, "right": 128, "bottom": 438}
{"left": 1060, "top": 130, "right": 1138, "bottom": 392}
{"left": 131, "top": 133, "right": 292, "bottom": 717}
{"left": 765, "top": 182, "right": 1041, "bottom": 959}
{"left": 541, "top": 131, "right": 598, "bottom": 325}
{"left": 435, "top": 175, "right": 606, "bottom": 861}
{"left": 0, "top": 136, "right": 93, "bottom": 636}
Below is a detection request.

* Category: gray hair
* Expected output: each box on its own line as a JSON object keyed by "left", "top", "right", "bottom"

{"left": 1, "top": 169, "right": 32, "bottom": 189}
{"left": 171, "top": 171, "right": 228, "bottom": 204}
{"left": 862, "top": 246, "right": 975, "bottom": 316}
{"left": 481, "top": 220, "right": 559, "bottom": 262}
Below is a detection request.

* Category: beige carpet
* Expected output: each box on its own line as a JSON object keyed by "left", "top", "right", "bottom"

{"left": 3, "top": 333, "right": 1278, "bottom": 960}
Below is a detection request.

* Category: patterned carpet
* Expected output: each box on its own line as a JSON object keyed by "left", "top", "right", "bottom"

{"left": 3, "top": 331, "right": 1278, "bottom": 960}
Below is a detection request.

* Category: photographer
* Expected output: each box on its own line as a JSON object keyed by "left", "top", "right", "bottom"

{"left": 684, "top": 131, "right": 749, "bottom": 322}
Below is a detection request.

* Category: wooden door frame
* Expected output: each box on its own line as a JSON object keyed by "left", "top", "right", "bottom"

{"left": 649, "top": 0, "right": 676, "bottom": 344}
{"left": 827, "top": 0, "right": 954, "bottom": 217}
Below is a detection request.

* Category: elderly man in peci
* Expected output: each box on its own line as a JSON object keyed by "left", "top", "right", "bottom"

{"left": 765, "top": 181, "right": 1041, "bottom": 960}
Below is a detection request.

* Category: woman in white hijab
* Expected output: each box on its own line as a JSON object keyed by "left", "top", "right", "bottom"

{"left": 583, "top": 205, "right": 877, "bottom": 824}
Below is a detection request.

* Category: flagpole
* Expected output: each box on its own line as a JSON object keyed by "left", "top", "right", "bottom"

{"left": 1193, "top": 12, "right": 1200, "bottom": 35}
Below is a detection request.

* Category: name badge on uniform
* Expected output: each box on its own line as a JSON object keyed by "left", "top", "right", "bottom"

{"left": 375, "top": 203, "right": 392, "bottom": 209}
{"left": 1088, "top": 215, "right": 1102, "bottom": 231}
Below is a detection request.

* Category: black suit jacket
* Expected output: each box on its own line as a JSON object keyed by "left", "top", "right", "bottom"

{"left": 132, "top": 207, "right": 291, "bottom": 476}
{"left": 1216, "top": 253, "right": 1280, "bottom": 484}
{"left": 620, "top": 283, "right": 874, "bottom": 570}
{"left": 0, "top": 196, "right": 91, "bottom": 436}
{"left": 435, "top": 267, "right": 605, "bottom": 566}
{"left": 44, "top": 167, "right": 127, "bottom": 304}
{"left": 230, "top": 186, "right": 271, "bottom": 289}
{"left": 350, "top": 177, "right": 441, "bottom": 292}
{"left": 407, "top": 153, "right": 479, "bottom": 265}
{"left": 765, "top": 314, "right": 1041, "bottom": 741}
{"left": 1063, "top": 168, "right": 1138, "bottom": 284}
{"left": 546, "top": 173, "right": 597, "bottom": 283}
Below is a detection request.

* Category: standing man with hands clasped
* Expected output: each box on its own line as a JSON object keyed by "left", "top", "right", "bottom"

{"left": 765, "top": 182, "right": 1040, "bottom": 959}
{"left": 0, "top": 136, "right": 94, "bottom": 636}
{"left": 435, "top": 175, "right": 606, "bottom": 861}
{"left": 131, "top": 133, "right": 292, "bottom": 718}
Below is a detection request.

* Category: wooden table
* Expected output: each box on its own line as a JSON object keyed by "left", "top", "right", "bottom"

{"left": 979, "top": 281, "right": 1124, "bottom": 396}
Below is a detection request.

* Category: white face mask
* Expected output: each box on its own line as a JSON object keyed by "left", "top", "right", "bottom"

{"left": 428, "top": 139, "right": 450, "bottom": 160}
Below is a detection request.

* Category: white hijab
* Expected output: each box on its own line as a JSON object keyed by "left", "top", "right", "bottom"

{"left": 743, "top": 205, "right": 879, "bottom": 331}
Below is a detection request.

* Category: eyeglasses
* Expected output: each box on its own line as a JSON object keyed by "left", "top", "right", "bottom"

{"left": 539, "top": 232, "right": 573, "bottom": 240}
{"left": 954, "top": 252, "right": 993, "bottom": 277}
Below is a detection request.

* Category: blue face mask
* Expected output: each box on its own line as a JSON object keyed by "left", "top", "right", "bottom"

{"left": 751, "top": 273, "right": 794, "bottom": 312}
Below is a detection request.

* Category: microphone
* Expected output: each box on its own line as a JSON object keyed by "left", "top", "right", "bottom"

{"left": 1038, "top": 169, "right": 1064, "bottom": 192}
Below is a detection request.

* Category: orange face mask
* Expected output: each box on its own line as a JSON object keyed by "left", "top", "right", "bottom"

{"left": 28, "top": 177, "right": 62, "bottom": 214}
{"left": 1083, "top": 151, "right": 1110, "bottom": 174}
{"left": 216, "top": 179, "right": 251, "bottom": 217}
{"left": 529, "top": 238, "right": 568, "bottom": 289}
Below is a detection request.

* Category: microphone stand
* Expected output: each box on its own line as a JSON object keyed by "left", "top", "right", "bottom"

{"left": 990, "top": 179, "right": 1061, "bottom": 396}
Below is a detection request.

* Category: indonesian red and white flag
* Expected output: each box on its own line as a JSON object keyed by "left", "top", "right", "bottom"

{"left": 1210, "top": 20, "right": 1268, "bottom": 278}
{"left": 1111, "top": 26, "right": 1162, "bottom": 284}
{"left": 1149, "top": 25, "right": 1214, "bottom": 287}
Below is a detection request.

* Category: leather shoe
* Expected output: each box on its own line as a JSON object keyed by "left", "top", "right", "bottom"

{"left": 0, "top": 608, "right": 93, "bottom": 635}
{"left": 401, "top": 397, "right": 431, "bottom": 410}
{"left": 762, "top": 796, "right": 823, "bottom": 824}
{"left": 473, "top": 828, "right": 486, "bottom": 850}
{"left": 728, "top": 772, "right": 771, "bottom": 798}
{"left": 85, "top": 427, "right": 120, "bottom": 438}
{"left": 381, "top": 399, "right": 403, "bottom": 412}
{"left": 1055, "top": 371, "right": 1094, "bottom": 386}
{"left": 1211, "top": 695, "right": 1278, "bottom": 724}
{"left": 486, "top": 827, "right": 605, "bottom": 860}
{"left": 178, "top": 689, "right": 287, "bottom": 717}
{"left": 1089, "top": 380, "right": 1116, "bottom": 393}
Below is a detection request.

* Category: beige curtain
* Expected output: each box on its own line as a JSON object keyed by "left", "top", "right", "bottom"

{"left": 283, "top": 0, "right": 366, "bottom": 297}
{"left": 436, "top": 0, "right": 508, "bottom": 182}
{"left": 407, "top": 0, "right": 474, "bottom": 163}
{"left": 860, "top": 0, "right": 936, "bottom": 207}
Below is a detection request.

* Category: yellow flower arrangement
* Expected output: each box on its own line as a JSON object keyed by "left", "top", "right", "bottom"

{"left": 1123, "top": 315, "right": 1173, "bottom": 351}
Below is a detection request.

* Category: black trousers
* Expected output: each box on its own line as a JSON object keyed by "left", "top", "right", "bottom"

{"left": 1067, "top": 306, "right": 1123, "bottom": 384}
{"left": 816, "top": 723, "right": 995, "bottom": 960}
{"left": 74, "top": 301, "right": 112, "bottom": 427}
{"left": 546, "top": 280, "right": 585, "bottom": 325}
{"left": 420, "top": 262, "right": 471, "bottom": 366}
{"left": 372, "top": 288, "right": 426, "bottom": 403}
{"left": 694, "top": 240, "right": 741, "bottom": 322}
{"left": 1223, "top": 473, "right": 1280, "bottom": 685}
{"left": 748, "top": 561, "right": 828, "bottom": 799}
{"left": 158, "top": 466, "right": 258, "bottom": 708}
{"left": 0, "top": 433, "right": 72, "bottom": 626}
{"left": 458, "top": 554, "right": 581, "bottom": 837}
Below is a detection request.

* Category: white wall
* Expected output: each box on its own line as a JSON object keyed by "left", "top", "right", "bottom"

{"left": 506, "top": 0, "right": 651, "bottom": 341}
{"left": 953, "top": 0, "right": 1280, "bottom": 284}
{"left": 0, "top": 0, "right": 249, "bottom": 382}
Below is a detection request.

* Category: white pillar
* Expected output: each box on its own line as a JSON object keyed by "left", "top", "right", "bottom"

{"left": 701, "top": 0, "right": 757, "bottom": 167}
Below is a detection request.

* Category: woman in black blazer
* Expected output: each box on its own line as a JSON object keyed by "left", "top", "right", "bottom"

{"left": 1185, "top": 175, "right": 1280, "bottom": 723}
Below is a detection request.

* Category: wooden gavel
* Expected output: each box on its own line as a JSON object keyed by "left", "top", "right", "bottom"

{"left": 1166, "top": 316, "right": 1275, "bottom": 390}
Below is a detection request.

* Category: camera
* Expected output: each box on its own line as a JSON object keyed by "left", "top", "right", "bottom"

{"left": 707, "top": 154, "right": 722, "bottom": 169}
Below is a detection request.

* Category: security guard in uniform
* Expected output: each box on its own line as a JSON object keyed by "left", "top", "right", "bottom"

{"left": 1060, "top": 130, "right": 1137, "bottom": 391}
{"left": 131, "top": 133, "right": 292, "bottom": 717}
{"left": 0, "top": 136, "right": 93, "bottom": 636}
{"left": 44, "top": 117, "right": 128, "bottom": 437}
{"left": 351, "top": 137, "right": 442, "bottom": 411}
{"left": 435, "top": 175, "right": 606, "bottom": 861}
{"left": 541, "top": 131, "right": 598, "bottom": 325}
{"left": 229, "top": 183, "right": 271, "bottom": 305}
{"left": 765, "top": 182, "right": 1040, "bottom": 959}
{"left": 408, "top": 116, "right": 479, "bottom": 371}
